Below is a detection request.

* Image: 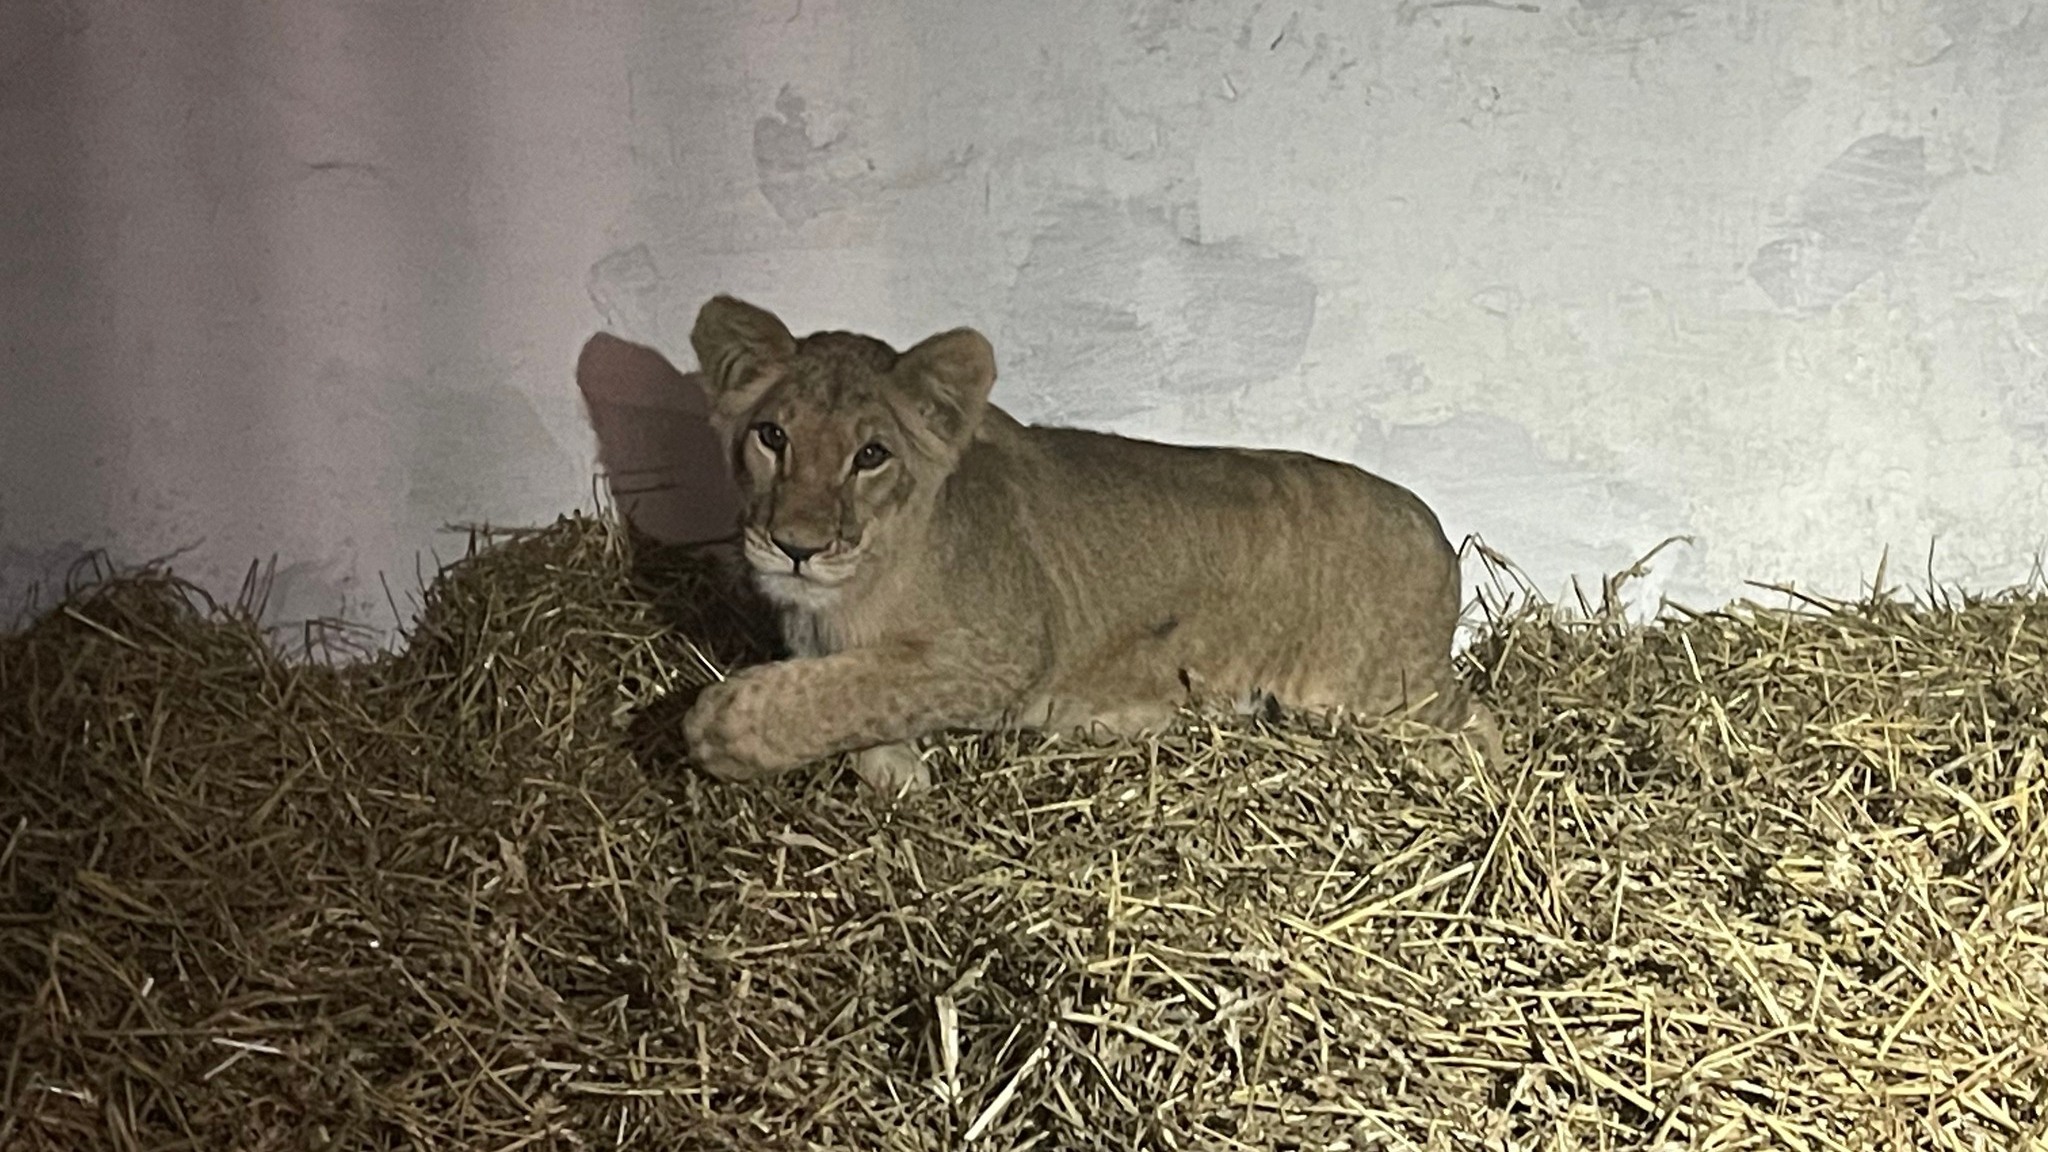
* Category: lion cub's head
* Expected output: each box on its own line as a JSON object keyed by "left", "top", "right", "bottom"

{"left": 689, "top": 295, "right": 997, "bottom": 606}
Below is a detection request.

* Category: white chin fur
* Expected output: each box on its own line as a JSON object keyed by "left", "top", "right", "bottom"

{"left": 752, "top": 570, "right": 845, "bottom": 611}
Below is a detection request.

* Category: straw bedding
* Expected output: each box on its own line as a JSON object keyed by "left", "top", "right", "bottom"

{"left": 2, "top": 513, "right": 2044, "bottom": 1150}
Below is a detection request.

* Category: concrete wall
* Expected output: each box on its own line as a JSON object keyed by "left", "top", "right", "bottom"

{"left": 5, "top": 0, "right": 2045, "bottom": 644}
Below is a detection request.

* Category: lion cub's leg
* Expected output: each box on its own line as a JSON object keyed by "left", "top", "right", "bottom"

{"left": 850, "top": 741, "right": 930, "bottom": 797}
{"left": 683, "top": 638, "right": 1029, "bottom": 783}
{"left": 1073, "top": 700, "right": 1181, "bottom": 743}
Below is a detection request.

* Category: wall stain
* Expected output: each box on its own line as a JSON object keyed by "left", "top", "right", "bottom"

{"left": 0, "top": 538, "right": 94, "bottom": 624}
{"left": 397, "top": 381, "right": 579, "bottom": 528}
{"left": 998, "top": 195, "right": 1317, "bottom": 424}
{"left": 1353, "top": 410, "right": 1689, "bottom": 610}
{"left": 1399, "top": 0, "right": 1542, "bottom": 25}
{"left": 261, "top": 558, "right": 357, "bottom": 632}
{"left": 752, "top": 86, "right": 980, "bottom": 230}
{"left": 1749, "top": 135, "right": 1935, "bottom": 313}
{"left": 2009, "top": 305, "right": 2048, "bottom": 447}
{"left": 586, "top": 243, "right": 666, "bottom": 343}
{"left": 1566, "top": 0, "right": 1703, "bottom": 44}
{"left": 753, "top": 86, "right": 875, "bottom": 227}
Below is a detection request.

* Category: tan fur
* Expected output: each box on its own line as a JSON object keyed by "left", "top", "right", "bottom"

{"left": 679, "top": 295, "right": 1495, "bottom": 794}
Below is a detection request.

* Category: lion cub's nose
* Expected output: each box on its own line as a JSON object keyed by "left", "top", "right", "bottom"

{"left": 773, "top": 538, "right": 824, "bottom": 565}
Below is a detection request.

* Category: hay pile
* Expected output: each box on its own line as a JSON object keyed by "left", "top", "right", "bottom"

{"left": 3, "top": 514, "right": 2045, "bottom": 1151}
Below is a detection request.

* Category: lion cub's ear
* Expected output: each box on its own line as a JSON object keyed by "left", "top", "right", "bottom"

{"left": 895, "top": 328, "right": 996, "bottom": 456}
{"left": 690, "top": 295, "right": 796, "bottom": 426}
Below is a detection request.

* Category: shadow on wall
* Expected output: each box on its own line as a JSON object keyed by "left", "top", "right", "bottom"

{"left": 1, "top": 3, "right": 99, "bottom": 621}
{"left": 574, "top": 333, "right": 742, "bottom": 545}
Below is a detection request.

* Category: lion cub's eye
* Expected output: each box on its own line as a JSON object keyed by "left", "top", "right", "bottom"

{"left": 753, "top": 422, "right": 788, "bottom": 453}
{"left": 851, "top": 442, "right": 892, "bottom": 472}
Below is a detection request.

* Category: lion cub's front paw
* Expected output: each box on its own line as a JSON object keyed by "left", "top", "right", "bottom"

{"left": 682, "top": 678, "right": 776, "bottom": 782}
{"left": 851, "top": 742, "right": 930, "bottom": 798}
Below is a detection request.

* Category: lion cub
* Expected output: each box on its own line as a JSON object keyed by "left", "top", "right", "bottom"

{"left": 680, "top": 295, "right": 1489, "bottom": 794}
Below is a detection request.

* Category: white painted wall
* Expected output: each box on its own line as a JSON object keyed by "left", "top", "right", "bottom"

{"left": 5, "top": 0, "right": 2045, "bottom": 643}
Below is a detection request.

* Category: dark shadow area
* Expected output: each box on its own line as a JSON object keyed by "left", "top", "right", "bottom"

{"left": 576, "top": 329, "right": 770, "bottom": 772}
{"left": 0, "top": 3, "right": 102, "bottom": 628}
{"left": 576, "top": 331, "right": 745, "bottom": 547}
{"left": 616, "top": 520, "right": 784, "bottom": 776}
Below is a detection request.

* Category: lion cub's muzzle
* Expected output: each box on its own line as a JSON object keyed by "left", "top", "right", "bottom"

{"left": 771, "top": 536, "right": 825, "bottom": 566}
{"left": 741, "top": 526, "right": 861, "bottom": 588}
